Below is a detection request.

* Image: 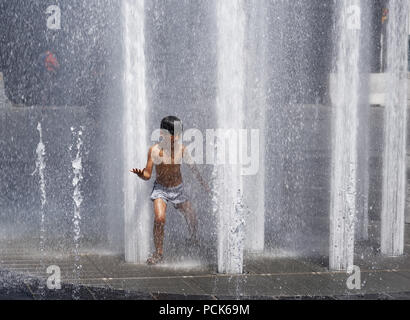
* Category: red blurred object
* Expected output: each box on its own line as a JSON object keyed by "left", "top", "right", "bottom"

{"left": 382, "top": 8, "right": 388, "bottom": 24}
{"left": 44, "top": 50, "right": 60, "bottom": 72}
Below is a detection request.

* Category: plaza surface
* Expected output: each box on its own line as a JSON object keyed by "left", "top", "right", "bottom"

{"left": 2, "top": 224, "right": 410, "bottom": 300}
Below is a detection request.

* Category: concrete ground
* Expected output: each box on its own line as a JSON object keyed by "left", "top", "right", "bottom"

{"left": 3, "top": 224, "right": 410, "bottom": 300}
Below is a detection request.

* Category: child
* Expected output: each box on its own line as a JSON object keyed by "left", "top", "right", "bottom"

{"left": 131, "top": 116, "right": 210, "bottom": 265}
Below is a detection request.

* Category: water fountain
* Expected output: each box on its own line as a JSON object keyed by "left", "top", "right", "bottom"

{"left": 329, "top": 0, "right": 363, "bottom": 271}
{"left": 214, "top": 0, "right": 246, "bottom": 274}
{"left": 34, "top": 122, "right": 47, "bottom": 256}
{"left": 243, "top": 0, "right": 268, "bottom": 254}
{"left": 263, "top": 0, "right": 334, "bottom": 259}
{"left": 0, "top": 0, "right": 409, "bottom": 298}
{"left": 355, "top": 1, "right": 373, "bottom": 243}
{"left": 381, "top": 0, "right": 409, "bottom": 256}
{"left": 70, "top": 126, "right": 84, "bottom": 299}
{"left": 33, "top": 122, "right": 47, "bottom": 296}
{"left": 119, "top": 0, "right": 401, "bottom": 274}
{"left": 123, "top": 0, "right": 151, "bottom": 263}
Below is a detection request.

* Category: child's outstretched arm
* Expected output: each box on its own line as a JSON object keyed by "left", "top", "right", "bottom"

{"left": 130, "top": 147, "right": 154, "bottom": 181}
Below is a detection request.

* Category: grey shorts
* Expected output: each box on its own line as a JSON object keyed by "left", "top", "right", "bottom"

{"left": 150, "top": 181, "right": 188, "bottom": 207}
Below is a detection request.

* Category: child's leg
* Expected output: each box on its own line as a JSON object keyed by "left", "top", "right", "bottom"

{"left": 153, "top": 198, "right": 167, "bottom": 257}
{"left": 176, "top": 201, "right": 198, "bottom": 241}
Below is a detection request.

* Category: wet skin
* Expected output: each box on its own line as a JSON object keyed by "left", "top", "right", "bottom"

{"left": 130, "top": 135, "right": 209, "bottom": 264}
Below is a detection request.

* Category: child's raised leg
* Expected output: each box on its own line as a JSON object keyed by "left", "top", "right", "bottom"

{"left": 147, "top": 198, "right": 167, "bottom": 265}
{"left": 176, "top": 201, "right": 198, "bottom": 243}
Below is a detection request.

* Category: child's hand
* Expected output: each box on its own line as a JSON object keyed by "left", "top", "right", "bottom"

{"left": 130, "top": 168, "right": 145, "bottom": 179}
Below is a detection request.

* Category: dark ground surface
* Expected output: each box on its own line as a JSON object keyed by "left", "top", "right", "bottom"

{"left": 3, "top": 223, "right": 410, "bottom": 300}
{"left": 3, "top": 268, "right": 410, "bottom": 300}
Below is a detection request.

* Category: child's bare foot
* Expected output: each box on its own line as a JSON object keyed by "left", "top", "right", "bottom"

{"left": 147, "top": 253, "right": 163, "bottom": 265}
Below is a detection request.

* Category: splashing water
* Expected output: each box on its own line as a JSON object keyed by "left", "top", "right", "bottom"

{"left": 71, "top": 126, "right": 84, "bottom": 299}
{"left": 34, "top": 123, "right": 47, "bottom": 253}
{"left": 243, "top": 0, "right": 267, "bottom": 254}
{"left": 215, "top": 0, "right": 246, "bottom": 274}
{"left": 33, "top": 122, "right": 47, "bottom": 296}
{"left": 230, "top": 191, "right": 247, "bottom": 272}
{"left": 329, "top": 0, "right": 362, "bottom": 271}
{"left": 381, "top": 0, "right": 409, "bottom": 256}
{"left": 123, "top": 0, "right": 151, "bottom": 264}
{"left": 0, "top": 73, "right": 7, "bottom": 108}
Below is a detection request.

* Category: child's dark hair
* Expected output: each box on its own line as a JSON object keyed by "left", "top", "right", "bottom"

{"left": 161, "top": 116, "right": 183, "bottom": 136}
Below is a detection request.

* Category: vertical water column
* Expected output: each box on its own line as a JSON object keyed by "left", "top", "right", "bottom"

{"left": 330, "top": 0, "right": 361, "bottom": 271}
{"left": 0, "top": 73, "right": 7, "bottom": 107}
{"left": 355, "top": 2, "right": 372, "bottom": 241}
{"left": 35, "top": 122, "right": 47, "bottom": 297}
{"left": 34, "top": 122, "right": 47, "bottom": 295}
{"left": 355, "top": 91, "right": 370, "bottom": 241}
{"left": 123, "top": 0, "right": 151, "bottom": 263}
{"left": 70, "top": 126, "right": 84, "bottom": 300}
{"left": 381, "top": 0, "right": 409, "bottom": 256}
{"left": 243, "top": 0, "right": 267, "bottom": 253}
{"left": 215, "top": 0, "right": 246, "bottom": 274}
{"left": 34, "top": 123, "right": 47, "bottom": 255}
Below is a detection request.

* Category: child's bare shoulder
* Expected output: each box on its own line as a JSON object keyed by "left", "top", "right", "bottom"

{"left": 149, "top": 144, "right": 160, "bottom": 152}
{"left": 149, "top": 144, "right": 161, "bottom": 159}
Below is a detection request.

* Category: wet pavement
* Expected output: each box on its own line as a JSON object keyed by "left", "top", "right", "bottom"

{"left": 3, "top": 223, "right": 410, "bottom": 300}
